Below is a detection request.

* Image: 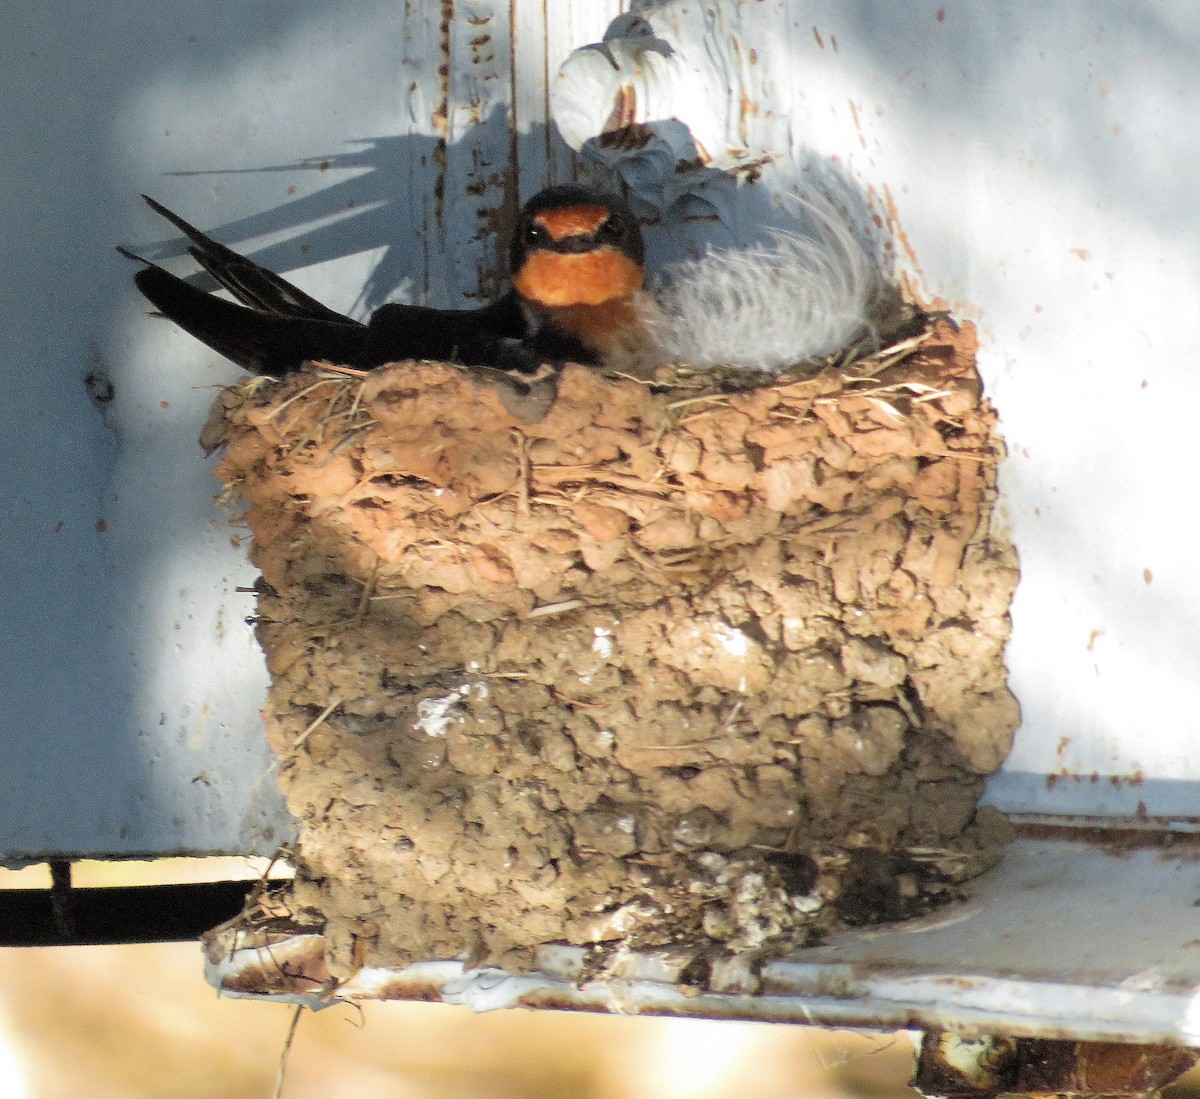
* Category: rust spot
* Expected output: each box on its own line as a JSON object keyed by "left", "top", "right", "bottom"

{"left": 936, "top": 7, "right": 946, "bottom": 22}
{"left": 359, "top": 977, "right": 446, "bottom": 1002}
{"left": 916, "top": 1034, "right": 1195, "bottom": 1098}
{"left": 1085, "top": 628, "right": 1102, "bottom": 651}
{"left": 1056, "top": 736, "right": 1071, "bottom": 754}
{"left": 1136, "top": 800, "right": 1149, "bottom": 821}
{"left": 599, "top": 121, "right": 654, "bottom": 152}
{"left": 812, "top": 25, "right": 825, "bottom": 49}
{"left": 881, "top": 183, "right": 924, "bottom": 282}
{"left": 847, "top": 101, "right": 867, "bottom": 150}
{"left": 430, "top": 0, "right": 452, "bottom": 225}
{"left": 1141, "top": 378, "right": 1149, "bottom": 388}
{"left": 602, "top": 84, "right": 638, "bottom": 137}
{"left": 1100, "top": 769, "right": 1147, "bottom": 790}
{"left": 1070, "top": 246, "right": 1090, "bottom": 261}
{"left": 287, "top": 185, "right": 296, "bottom": 196}
{"left": 830, "top": 34, "right": 839, "bottom": 52}
{"left": 95, "top": 519, "right": 108, "bottom": 534}
{"left": 1143, "top": 567, "right": 1153, "bottom": 584}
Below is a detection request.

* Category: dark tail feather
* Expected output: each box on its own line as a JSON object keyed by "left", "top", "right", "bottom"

{"left": 131, "top": 263, "right": 368, "bottom": 377}
{"left": 124, "top": 196, "right": 532, "bottom": 375}
{"left": 139, "top": 195, "right": 346, "bottom": 323}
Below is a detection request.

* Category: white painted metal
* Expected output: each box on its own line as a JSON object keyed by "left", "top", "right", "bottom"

{"left": 207, "top": 838, "right": 1200, "bottom": 1047}
{"left": 777, "top": 3, "right": 1200, "bottom": 824}
{"left": 6, "top": 0, "right": 1200, "bottom": 1047}
{"left": 0, "top": 0, "right": 622, "bottom": 861}
{"left": 2, "top": 0, "right": 1197, "bottom": 880}
{"left": 554, "top": 1, "right": 1200, "bottom": 826}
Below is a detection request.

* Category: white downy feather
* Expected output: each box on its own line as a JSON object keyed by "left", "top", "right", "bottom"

{"left": 640, "top": 192, "right": 880, "bottom": 374}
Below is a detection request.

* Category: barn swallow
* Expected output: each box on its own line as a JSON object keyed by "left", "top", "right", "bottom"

{"left": 120, "top": 185, "right": 646, "bottom": 378}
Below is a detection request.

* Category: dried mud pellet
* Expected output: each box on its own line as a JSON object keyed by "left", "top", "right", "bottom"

{"left": 215, "top": 316, "right": 1019, "bottom": 975}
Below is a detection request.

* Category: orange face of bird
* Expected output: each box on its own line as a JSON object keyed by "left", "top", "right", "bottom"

{"left": 512, "top": 204, "right": 644, "bottom": 308}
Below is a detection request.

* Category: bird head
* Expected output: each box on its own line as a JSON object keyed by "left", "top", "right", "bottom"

{"left": 510, "top": 185, "right": 645, "bottom": 308}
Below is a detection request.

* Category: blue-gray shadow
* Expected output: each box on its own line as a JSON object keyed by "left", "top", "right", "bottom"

{"left": 9, "top": 0, "right": 1191, "bottom": 865}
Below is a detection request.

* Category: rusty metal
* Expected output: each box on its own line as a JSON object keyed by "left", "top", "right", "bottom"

{"left": 200, "top": 838, "right": 1200, "bottom": 1049}
{"left": 912, "top": 1031, "right": 1196, "bottom": 1098}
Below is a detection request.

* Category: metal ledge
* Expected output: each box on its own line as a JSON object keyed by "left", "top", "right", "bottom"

{"left": 201, "top": 837, "right": 1200, "bottom": 1046}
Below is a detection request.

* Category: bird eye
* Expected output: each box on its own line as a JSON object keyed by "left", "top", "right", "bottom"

{"left": 598, "top": 213, "right": 624, "bottom": 238}
{"left": 523, "top": 222, "right": 543, "bottom": 246}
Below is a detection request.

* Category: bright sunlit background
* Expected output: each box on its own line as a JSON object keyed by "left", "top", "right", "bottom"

{"left": 0, "top": 861, "right": 927, "bottom": 1099}
{"left": 5, "top": 858, "right": 1200, "bottom": 1098}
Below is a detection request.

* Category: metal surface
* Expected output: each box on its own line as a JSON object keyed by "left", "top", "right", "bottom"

{"left": 911, "top": 1032, "right": 1196, "bottom": 1098}
{"left": 205, "top": 838, "right": 1200, "bottom": 1046}
{"left": 4, "top": 0, "right": 1200, "bottom": 1043}
{"left": 0, "top": 0, "right": 618, "bottom": 862}
{"left": 549, "top": 1, "right": 1200, "bottom": 823}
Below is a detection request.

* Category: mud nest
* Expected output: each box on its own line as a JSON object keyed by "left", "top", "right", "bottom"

{"left": 210, "top": 314, "right": 1019, "bottom": 977}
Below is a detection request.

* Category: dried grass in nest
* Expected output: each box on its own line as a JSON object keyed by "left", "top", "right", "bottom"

{"left": 207, "top": 311, "right": 1019, "bottom": 978}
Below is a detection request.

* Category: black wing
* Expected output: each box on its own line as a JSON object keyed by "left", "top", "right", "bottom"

{"left": 138, "top": 194, "right": 347, "bottom": 323}
{"left": 122, "top": 197, "right": 569, "bottom": 377}
{"left": 126, "top": 261, "right": 370, "bottom": 377}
